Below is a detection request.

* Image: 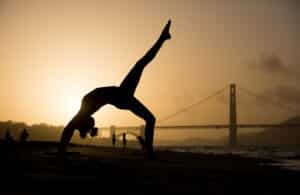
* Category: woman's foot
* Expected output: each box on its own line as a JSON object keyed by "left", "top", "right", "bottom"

{"left": 161, "top": 19, "right": 171, "bottom": 40}
{"left": 146, "top": 146, "right": 155, "bottom": 160}
{"left": 137, "top": 136, "right": 146, "bottom": 150}
{"left": 137, "top": 136, "right": 156, "bottom": 160}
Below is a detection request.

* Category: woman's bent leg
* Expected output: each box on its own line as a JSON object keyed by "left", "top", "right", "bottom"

{"left": 114, "top": 96, "right": 156, "bottom": 158}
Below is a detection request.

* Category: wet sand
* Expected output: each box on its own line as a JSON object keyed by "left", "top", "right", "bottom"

{"left": 0, "top": 141, "right": 299, "bottom": 195}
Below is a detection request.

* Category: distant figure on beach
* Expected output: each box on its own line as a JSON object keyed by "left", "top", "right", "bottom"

{"left": 58, "top": 20, "right": 172, "bottom": 158}
{"left": 112, "top": 132, "right": 116, "bottom": 148}
{"left": 122, "top": 133, "right": 127, "bottom": 149}
{"left": 20, "top": 128, "right": 29, "bottom": 143}
{"left": 5, "top": 129, "right": 14, "bottom": 143}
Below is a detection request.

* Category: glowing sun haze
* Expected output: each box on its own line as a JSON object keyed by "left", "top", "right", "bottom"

{"left": 0, "top": 0, "right": 299, "bottom": 127}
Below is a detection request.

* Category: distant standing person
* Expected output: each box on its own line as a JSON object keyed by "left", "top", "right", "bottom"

{"left": 5, "top": 129, "right": 13, "bottom": 143}
{"left": 112, "top": 132, "right": 116, "bottom": 148}
{"left": 122, "top": 133, "right": 127, "bottom": 149}
{"left": 20, "top": 128, "right": 29, "bottom": 143}
{"left": 58, "top": 20, "right": 172, "bottom": 159}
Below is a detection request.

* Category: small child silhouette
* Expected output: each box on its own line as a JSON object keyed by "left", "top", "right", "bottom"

{"left": 58, "top": 20, "right": 172, "bottom": 159}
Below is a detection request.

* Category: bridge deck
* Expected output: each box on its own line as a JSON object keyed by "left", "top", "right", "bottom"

{"left": 99, "top": 124, "right": 300, "bottom": 130}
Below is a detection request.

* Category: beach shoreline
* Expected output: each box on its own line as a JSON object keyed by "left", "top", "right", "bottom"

{"left": 0, "top": 141, "right": 299, "bottom": 194}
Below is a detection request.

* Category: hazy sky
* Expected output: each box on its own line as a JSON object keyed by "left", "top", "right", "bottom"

{"left": 0, "top": 0, "right": 299, "bottom": 127}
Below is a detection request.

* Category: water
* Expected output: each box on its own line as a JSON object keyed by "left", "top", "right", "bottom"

{"left": 99, "top": 128, "right": 300, "bottom": 171}
{"left": 160, "top": 145, "right": 300, "bottom": 171}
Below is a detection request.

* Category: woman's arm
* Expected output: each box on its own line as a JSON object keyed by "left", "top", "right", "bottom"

{"left": 57, "top": 121, "right": 76, "bottom": 156}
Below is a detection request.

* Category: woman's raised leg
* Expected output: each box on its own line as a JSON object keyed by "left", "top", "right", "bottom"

{"left": 120, "top": 20, "right": 171, "bottom": 96}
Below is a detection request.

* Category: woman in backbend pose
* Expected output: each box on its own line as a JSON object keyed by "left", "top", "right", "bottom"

{"left": 58, "top": 20, "right": 172, "bottom": 158}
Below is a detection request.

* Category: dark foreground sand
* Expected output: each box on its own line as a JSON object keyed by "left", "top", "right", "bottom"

{"left": 0, "top": 141, "right": 299, "bottom": 195}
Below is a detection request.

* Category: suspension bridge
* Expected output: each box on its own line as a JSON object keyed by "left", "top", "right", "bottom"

{"left": 101, "top": 84, "right": 300, "bottom": 147}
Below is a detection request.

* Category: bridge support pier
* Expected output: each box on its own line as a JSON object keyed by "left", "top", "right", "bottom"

{"left": 229, "top": 84, "right": 237, "bottom": 147}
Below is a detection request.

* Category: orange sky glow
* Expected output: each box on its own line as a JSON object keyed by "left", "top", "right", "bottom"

{"left": 0, "top": 0, "right": 299, "bottom": 130}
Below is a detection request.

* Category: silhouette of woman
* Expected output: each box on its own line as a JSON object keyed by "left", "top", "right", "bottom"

{"left": 58, "top": 20, "right": 172, "bottom": 158}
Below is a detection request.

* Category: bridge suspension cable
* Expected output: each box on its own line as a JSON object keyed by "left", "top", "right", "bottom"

{"left": 237, "top": 86, "right": 299, "bottom": 113}
{"left": 157, "top": 85, "right": 229, "bottom": 123}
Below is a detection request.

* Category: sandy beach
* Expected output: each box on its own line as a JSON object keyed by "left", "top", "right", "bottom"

{"left": 0, "top": 141, "right": 299, "bottom": 195}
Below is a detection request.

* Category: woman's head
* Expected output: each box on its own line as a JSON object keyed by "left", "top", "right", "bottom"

{"left": 78, "top": 116, "right": 95, "bottom": 138}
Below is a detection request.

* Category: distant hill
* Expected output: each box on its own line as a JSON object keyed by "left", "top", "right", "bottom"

{"left": 0, "top": 120, "right": 139, "bottom": 147}
{"left": 0, "top": 120, "right": 63, "bottom": 141}
{"left": 2, "top": 116, "right": 300, "bottom": 147}
{"left": 238, "top": 116, "right": 300, "bottom": 145}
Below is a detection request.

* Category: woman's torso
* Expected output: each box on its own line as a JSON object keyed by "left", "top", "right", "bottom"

{"left": 79, "top": 86, "right": 130, "bottom": 115}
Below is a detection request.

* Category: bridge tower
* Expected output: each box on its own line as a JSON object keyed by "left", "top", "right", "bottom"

{"left": 229, "top": 83, "right": 237, "bottom": 147}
